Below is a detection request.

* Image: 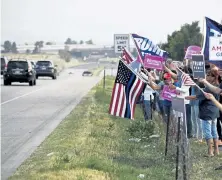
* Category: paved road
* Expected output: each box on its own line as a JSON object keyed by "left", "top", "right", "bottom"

{"left": 1, "top": 62, "right": 116, "bottom": 179}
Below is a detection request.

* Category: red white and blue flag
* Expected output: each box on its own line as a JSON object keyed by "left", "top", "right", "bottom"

{"left": 121, "top": 47, "right": 134, "bottom": 64}
{"left": 181, "top": 73, "right": 195, "bottom": 86}
{"left": 109, "top": 60, "right": 146, "bottom": 119}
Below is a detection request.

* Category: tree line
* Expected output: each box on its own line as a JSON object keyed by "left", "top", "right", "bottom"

{"left": 64, "top": 38, "right": 93, "bottom": 45}
{"left": 2, "top": 21, "right": 202, "bottom": 60}
{"left": 159, "top": 21, "right": 202, "bottom": 61}
{"left": 2, "top": 38, "right": 94, "bottom": 54}
{"left": 3, "top": 41, "right": 18, "bottom": 53}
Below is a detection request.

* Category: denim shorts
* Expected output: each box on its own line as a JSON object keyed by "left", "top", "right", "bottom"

{"left": 201, "top": 119, "right": 218, "bottom": 140}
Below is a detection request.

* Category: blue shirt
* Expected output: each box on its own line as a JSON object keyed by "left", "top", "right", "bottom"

{"left": 190, "top": 86, "right": 199, "bottom": 106}
{"left": 196, "top": 87, "right": 220, "bottom": 120}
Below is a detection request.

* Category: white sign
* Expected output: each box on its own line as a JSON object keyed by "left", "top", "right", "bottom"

{"left": 114, "top": 34, "right": 130, "bottom": 54}
{"left": 209, "top": 37, "right": 222, "bottom": 61}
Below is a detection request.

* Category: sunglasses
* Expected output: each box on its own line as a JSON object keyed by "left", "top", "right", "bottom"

{"left": 207, "top": 73, "right": 215, "bottom": 77}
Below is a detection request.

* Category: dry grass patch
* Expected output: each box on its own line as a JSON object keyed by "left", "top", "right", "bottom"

{"left": 2, "top": 53, "right": 84, "bottom": 72}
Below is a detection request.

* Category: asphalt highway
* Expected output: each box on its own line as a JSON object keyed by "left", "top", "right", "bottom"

{"left": 1, "top": 62, "right": 117, "bottom": 180}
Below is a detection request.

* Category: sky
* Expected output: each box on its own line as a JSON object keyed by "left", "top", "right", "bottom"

{"left": 1, "top": 0, "right": 222, "bottom": 46}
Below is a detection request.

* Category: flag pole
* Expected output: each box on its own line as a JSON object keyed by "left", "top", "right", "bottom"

{"left": 129, "top": 33, "right": 144, "bottom": 66}
{"left": 201, "top": 16, "right": 205, "bottom": 48}
{"left": 201, "top": 17, "right": 207, "bottom": 54}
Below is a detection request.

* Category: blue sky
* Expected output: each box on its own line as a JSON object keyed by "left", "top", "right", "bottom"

{"left": 1, "top": 0, "right": 222, "bottom": 45}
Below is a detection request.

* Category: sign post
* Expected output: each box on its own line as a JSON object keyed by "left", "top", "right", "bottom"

{"left": 103, "top": 67, "right": 106, "bottom": 90}
{"left": 114, "top": 34, "right": 130, "bottom": 54}
{"left": 172, "top": 97, "right": 188, "bottom": 180}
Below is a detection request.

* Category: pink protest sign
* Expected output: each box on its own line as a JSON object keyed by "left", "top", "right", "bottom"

{"left": 184, "top": 46, "right": 201, "bottom": 60}
{"left": 144, "top": 54, "right": 164, "bottom": 70}
{"left": 161, "top": 85, "right": 177, "bottom": 101}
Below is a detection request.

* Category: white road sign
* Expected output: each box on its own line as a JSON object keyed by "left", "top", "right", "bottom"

{"left": 114, "top": 34, "right": 130, "bottom": 54}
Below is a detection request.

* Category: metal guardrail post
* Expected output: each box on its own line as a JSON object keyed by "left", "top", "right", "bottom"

{"left": 103, "top": 68, "right": 105, "bottom": 90}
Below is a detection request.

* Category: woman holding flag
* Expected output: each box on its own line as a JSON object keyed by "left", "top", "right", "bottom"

{"left": 198, "top": 69, "right": 222, "bottom": 146}
{"left": 186, "top": 69, "right": 220, "bottom": 157}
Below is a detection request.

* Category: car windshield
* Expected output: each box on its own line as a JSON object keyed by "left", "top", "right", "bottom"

{"left": 7, "top": 61, "right": 28, "bottom": 69}
{"left": 36, "top": 61, "right": 52, "bottom": 66}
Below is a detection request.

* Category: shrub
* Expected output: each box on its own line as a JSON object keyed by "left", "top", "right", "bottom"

{"left": 126, "top": 120, "right": 155, "bottom": 140}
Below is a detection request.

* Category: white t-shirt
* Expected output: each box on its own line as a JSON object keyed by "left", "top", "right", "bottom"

{"left": 144, "top": 85, "right": 155, "bottom": 101}
{"left": 176, "top": 85, "right": 191, "bottom": 104}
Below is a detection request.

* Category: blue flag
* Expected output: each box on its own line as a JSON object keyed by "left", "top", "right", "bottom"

{"left": 202, "top": 17, "right": 222, "bottom": 68}
{"left": 131, "top": 34, "right": 168, "bottom": 60}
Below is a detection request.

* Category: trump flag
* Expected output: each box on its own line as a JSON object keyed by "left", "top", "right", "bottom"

{"left": 202, "top": 17, "right": 222, "bottom": 68}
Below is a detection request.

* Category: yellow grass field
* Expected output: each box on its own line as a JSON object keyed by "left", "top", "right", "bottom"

{"left": 1, "top": 53, "right": 84, "bottom": 72}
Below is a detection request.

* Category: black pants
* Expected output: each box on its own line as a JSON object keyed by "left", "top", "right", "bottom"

{"left": 217, "top": 112, "right": 222, "bottom": 141}
{"left": 186, "top": 104, "right": 192, "bottom": 138}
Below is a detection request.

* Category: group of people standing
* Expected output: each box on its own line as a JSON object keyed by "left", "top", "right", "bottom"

{"left": 139, "top": 59, "right": 222, "bottom": 157}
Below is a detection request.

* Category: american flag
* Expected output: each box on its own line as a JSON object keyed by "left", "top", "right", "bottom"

{"left": 109, "top": 60, "right": 146, "bottom": 119}
{"left": 122, "top": 48, "right": 134, "bottom": 64}
{"left": 181, "top": 73, "right": 196, "bottom": 86}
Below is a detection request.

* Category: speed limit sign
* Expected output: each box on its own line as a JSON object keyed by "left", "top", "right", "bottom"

{"left": 114, "top": 34, "right": 130, "bottom": 54}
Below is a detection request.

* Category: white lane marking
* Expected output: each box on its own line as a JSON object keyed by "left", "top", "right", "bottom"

{"left": 1, "top": 88, "right": 44, "bottom": 106}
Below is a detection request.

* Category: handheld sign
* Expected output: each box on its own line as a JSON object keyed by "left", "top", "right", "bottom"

{"left": 184, "top": 46, "right": 201, "bottom": 60}
{"left": 192, "top": 54, "right": 206, "bottom": 79}
{"left": 161, "top": 85, "right": 177, "bottom": 101}
{"left": 172, "top": 97, "right": 185, "bottom": 113}
{"left": 144, "top": 54, "right": 164, "bottom": 70}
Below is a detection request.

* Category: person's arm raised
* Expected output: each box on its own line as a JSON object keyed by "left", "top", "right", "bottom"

{"left": 163, "top": 64, "right": 178, "bottom": 80}
{"left": 198, "top": 78, "right": 222, "bottom": 94}
{"left": 204, "top": 93, "right": 222, "bottom": 112}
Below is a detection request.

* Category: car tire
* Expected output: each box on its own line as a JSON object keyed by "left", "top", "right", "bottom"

{"left": 4, "top": 80, "right": 9, "bottom": 85}
{"left": 29, "top": 80, "right": 34, "bottom": 86}
{"left": 52, "top": 74, "right": 57, "bottom": 80}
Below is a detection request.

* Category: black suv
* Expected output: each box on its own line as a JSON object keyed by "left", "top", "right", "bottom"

{"left": 35, "top": 60, "right": 57, "bottom": 79}
{"left": 3, "top": 59, "right": 37, "bottom": 86}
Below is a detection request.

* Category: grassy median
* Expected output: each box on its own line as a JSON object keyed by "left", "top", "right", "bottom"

{"left": 9, "top": 76, "right": 222, "bottom": 180}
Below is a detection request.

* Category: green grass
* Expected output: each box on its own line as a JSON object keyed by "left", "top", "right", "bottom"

{"left": 9, "top": 76, "right": 222, "bottom": 180}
